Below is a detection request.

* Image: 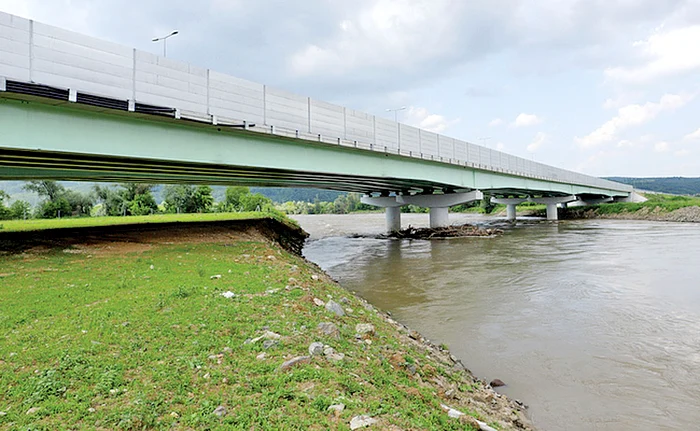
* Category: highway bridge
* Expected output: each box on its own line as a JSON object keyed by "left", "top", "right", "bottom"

{"left": 0, "top": 11, "right": 640, "bottom": 231}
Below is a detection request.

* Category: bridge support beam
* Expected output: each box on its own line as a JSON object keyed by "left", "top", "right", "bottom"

{"left": 398, "top": 191, "right": 483, "bottom": 228}
{"left": 360, "top": 196, "right": 404, "bottom": 233}
{"left": 529, "top": 196, "right": 577, "bottom": 221}
{"left": 614, "top": 191, "right": 647, "bottom": 203}
{"left": 491, "top": 198, "right": 528, "bottom": 221}
{"left": 568, "top": 197, "right": 613, "bottom": 207}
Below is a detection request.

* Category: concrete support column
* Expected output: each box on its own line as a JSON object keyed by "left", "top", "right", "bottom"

{"left": 506, "top": 204, "right": 517, "bottom": 221}
{"left": 360, "top": 196, "right": 403, "bottom": 233}
{"left": 529, "top": 195, "right": 577, "bottom": 221}
{"left": 385, "top": 206, "right": 401, "bottom": 233}
{"left": 491, "top": 197, "right": 527, "bottom": 221}
{"left": 429, "top": 207, "right": 449, "bottom": 228}
{"left": 397, "top": 190, "right": 483, "bottom": 229}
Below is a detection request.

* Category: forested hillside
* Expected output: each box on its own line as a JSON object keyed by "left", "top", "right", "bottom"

{"left": 605, "top": 177, "right": 700, "bottom": 195}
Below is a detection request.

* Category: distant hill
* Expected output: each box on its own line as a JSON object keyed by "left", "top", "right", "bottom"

{"left": 0, "top": 181, "right": 345, "bottom": 206}
{"left": 605, "top": 177, "right": 700, "bottom": 196}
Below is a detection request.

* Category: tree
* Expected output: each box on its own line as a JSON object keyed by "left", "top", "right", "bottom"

{"left": 224, "top": 186, "right": 250, "bottom": 211}
{"left": 239, "top": 193, "right": 273, "bottom": 212}
{"left": 24, "top": 180, "right": 93, "bottom": 218}
{"left": 163, "top": 185, "right": 214, "bottom": 213}
{"left": 9, "top": 200, "right": 31, "bottom": 220}
{"left": 0, "top": 191, "right": 10, "bottom": 220}
{"left": 94, "top": 183, "right": 157, "bottom": 216}
{"left": 23, "top": 181, "right": 65, "bottom": 202}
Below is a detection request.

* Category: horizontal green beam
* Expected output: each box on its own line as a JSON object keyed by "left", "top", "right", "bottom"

{"left": 0, "top": 98, "right": 629, "bottom": 197}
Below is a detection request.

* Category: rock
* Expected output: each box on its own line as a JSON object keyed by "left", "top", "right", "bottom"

{"left": 490, "top": 379, "right": 506, "bottom": 388}
{"left": 212, "top": 405, "right": 227, "bottom": 417}
{"left": 149, "top": 264, "right": 154, "bottom": 270}
{"left": 311, "top": 274, "right": 319, "bottom": 280}
{"left": 339, "top": 297, "right": 350, "bottom": 304}
{"left": 328, "top": 404, "right": 345, "bottom": 413}
{"left": 220, "top": 291, "right": 235, "bottom": 299}
{"left": 308, "top": 342, "right": 324, "bottom": 356}
{"left": 313, "top": 298, "right": 325, "bottom": 307}
{"left": 256, "top": 352, "right": 267, "bottom": 360}
{"left": 245, "top": 330, "right": 281, "bottom": 345}
{"left": 355, "top": 323, "right": 375, "bottom": 336}
{"left": 327, "top": 352, "right": 345, "bottom": 362}
{"left": 350, "top": 415, "right": 377, "bottom": 429}
{"left": 170, "top": 411, "right": 179, "bottom": 418}
{"left": 279, "top": 356, "right": 311, "bottom": 371}
{"left": 26, "top": 407, "right": 40, "bottom": 415}
{"left": 87, "top": 408, "right": 96, "bottom": 413}
{"left": 210, "top": 275, "right": 222, "bottom": 280}
{"left": 262, "top": 340, "right": 279, "bottom": 350}
{"left": 317, "top": 322, "right": 340, "bottom": 339}
{"left": 325, "top": 300, "right": 345, "bottom": 317}
{"left": 0, "top": 411, "right": 6, "bottom": 416}
{"left": 408, "top": 330, "right": 421, "bottom": 340}
{"left": 323, "top": 346, "right": 345, "bottom": 362}
{"left": 406, "top": 364, "right": 417, "bottom": 375}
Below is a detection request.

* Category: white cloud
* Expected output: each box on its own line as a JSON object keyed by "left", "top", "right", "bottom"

{"left": 576, "top": 93, "right": 693, "bottom": 148}
{"left": 605, "top": 25, "right": 700, "bottom": 83}
{"left": 403, "top": 106, "right": 455, "bottom": 133}
{"left": 527, "top": 132, "right": 547, "bottom": 152}
{"left": 683, "top": 128, "right": 700, "bottom": 141}
{"left": 488, "top": 118, "right": 504, "bottom": 127}
{"left": 495, "top": 142, "right": 505, "bottom": 151}
{"left": 674, "top": 149, "right": 691, "bottom": 157}
{"left": 511, "top": 113, "right": 543, "bottom": 128}
{"left": 289, "top": 0, "right": 464, "bottom": 77}
{"left": 654, "top": 141, "right": 669, "bottom": 153}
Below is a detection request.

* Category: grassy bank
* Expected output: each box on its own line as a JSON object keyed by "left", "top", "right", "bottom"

{"left": 0, "top": 212, "right": 298, "bottom": 233}
{"left": 555, "top": 194, "right": 700, "bottom": 222}
{"left": 0, "top": 218, "right": 531, "bottom": 430}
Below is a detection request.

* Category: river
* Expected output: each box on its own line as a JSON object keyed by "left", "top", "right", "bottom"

{"left": 292, "top": 213, "right": 700, "bottom": 431}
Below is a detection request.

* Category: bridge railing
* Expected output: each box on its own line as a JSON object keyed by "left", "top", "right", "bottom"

{"left": 0, "top": 11, "right": 632, "bottom": 194}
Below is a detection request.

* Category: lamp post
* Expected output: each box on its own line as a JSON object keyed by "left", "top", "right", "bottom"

{"left": 386, "top": 106, "right": 406, "bottom": 123}
{"left": 152, "top": 30, "right": 179, "bottom": 57}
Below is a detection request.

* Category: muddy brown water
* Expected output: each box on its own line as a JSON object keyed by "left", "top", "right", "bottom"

{"left": 293, "top": 213, "right": 700, "bottom": 431}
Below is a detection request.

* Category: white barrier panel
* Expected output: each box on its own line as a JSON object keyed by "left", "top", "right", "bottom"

{"left": 134, "top": 51, "right": 207, "bottom": 113}
{"left": 454, "top": 139, "right": 467, "bottom": 162}
{"left": 344, "top": 109, "right": 374, "bottom": 143}
{"left": 310, "top": 99, "right": 344, "bottom": 138}
{"left": 0, "top": 13, "right": 30, "bottom": 82}
{"left": 399, "top": 125, "right": 420, "bottom": 154}
{"left": 208, "top": 71, "right": 264, "bottom": 124}
{"left": 374, "top": 117, "right": 398, "bottom": 150}
{"left": 420, "top": 130, "right": 438, "bottom": 157}
{"left": 265, "top": 87, "right": 308, "bottom": 132}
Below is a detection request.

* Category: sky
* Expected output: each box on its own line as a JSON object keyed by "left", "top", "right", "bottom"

{"left": 2, "top": 0, "right": 700, "bottom": 177}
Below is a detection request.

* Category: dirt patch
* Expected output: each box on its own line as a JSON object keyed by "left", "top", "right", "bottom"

{"left": 0, "top": 218, "right": 308, "bottom": 256}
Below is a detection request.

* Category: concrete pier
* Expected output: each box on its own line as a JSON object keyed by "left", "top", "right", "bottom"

{"left": 529, "top": 196, "right": 577, "bottom": 221}
{"left": 491, "top": 197, "right": 528, "bottom": 221}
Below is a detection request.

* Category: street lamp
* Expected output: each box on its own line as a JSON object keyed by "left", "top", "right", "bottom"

{"left": 386, "top": 106, "right": 406, "bottom": 123}
{"left": 152, "top": 30, "right": 179, "bottom": 57}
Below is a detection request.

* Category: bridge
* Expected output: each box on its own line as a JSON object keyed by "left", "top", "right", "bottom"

{"left": 0, "top": 11, "right": 639, "bottom": 232}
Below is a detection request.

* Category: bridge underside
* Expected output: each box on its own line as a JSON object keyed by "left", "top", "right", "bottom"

{"left": 0, "top": 96, "right": 630, "bottom": 201}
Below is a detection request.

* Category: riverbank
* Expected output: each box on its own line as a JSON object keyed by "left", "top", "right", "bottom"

{"left": 0, "top": 217, "right": 533, "bottom": 430}
{"left": 557, "top": 204, "right": 700, "bottom": 222}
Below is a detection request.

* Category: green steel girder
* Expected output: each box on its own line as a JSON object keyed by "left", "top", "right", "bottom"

{"left": 0, "top": 98, "right": 630, "bottom": 198}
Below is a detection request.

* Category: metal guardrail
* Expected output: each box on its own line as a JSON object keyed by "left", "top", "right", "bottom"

{"left": 0, "top": 11, "right": 632, "bottom": 193}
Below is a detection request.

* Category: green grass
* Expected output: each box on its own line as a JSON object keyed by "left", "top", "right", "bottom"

{"left": 561, "top": 193, "right": 700, "bottom": 216}
{"left": 0, "top": 211, "right": 300, "bottom": 233}
{"left": 0, "top": 228, "right": 491, "bottom": 430}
